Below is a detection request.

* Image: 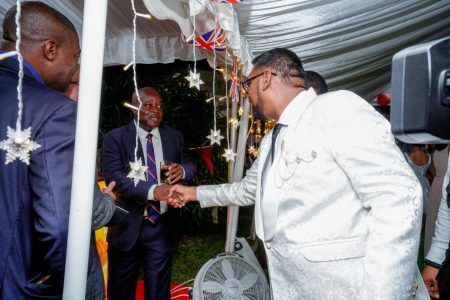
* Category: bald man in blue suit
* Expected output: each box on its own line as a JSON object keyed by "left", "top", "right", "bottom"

{"left": 103, "top": 87, "right": 196, "bottom": 300}
{"left": 0, "top": 2, "right": 80, "bottom": 298}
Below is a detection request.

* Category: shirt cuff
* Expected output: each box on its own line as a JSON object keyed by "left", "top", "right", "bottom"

{"left": 181, "top": 165, "right": 186, "bottom": 179}
{"left": 148, "top": 184, "right": 157, "bottom": 200}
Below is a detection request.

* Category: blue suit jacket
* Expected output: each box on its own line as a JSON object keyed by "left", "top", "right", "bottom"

{"left": 0, "top": 58, "right": 76, "bottom": 298}
{"left": 102, "top": 121, "right": 196, "bottom": 251}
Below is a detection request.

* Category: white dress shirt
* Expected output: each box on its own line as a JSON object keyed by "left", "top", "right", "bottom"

{"left": 426, "top": 154, "right": 450, "bottom": 264}
{"left": 137, "top": 126, "right": 167, "bottom": 214}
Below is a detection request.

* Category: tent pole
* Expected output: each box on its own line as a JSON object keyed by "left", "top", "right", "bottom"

{"left": 225, "top": 98, "right": 250, "bottom": 252}
{"left": 63, "top": 0, "right": 108, "bottom": 299}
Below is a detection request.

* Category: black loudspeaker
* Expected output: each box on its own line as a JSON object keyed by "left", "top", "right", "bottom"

{"left": 391, "top": 37, "right": 450, "bottom": 143}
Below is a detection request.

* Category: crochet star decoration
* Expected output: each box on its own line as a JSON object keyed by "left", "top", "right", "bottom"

{"left": 206, "top": 129, "right": 224, "bottom": 146}
{"left": 222, "top": 148, "right": 237, "bottom": 162}
{"left": 185, "top": 70, "right": 204, "bottom": 90}
{"left": 127, "top": 158, "right": 147, "bottom": 186}
{"left": 0, "top": 126, "right": 40, "bottom": 165}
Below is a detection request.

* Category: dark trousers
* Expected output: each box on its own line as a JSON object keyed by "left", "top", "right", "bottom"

{"left": 437, "top": 186, "right": 450, "bottom": 298}
{"left": 108, "top": 215, "right": 173, "bottom": 300}
{"left": 437, "top": 245, "right": 450, "bottom": 299}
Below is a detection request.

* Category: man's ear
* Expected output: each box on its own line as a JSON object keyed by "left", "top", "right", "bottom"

{"left": 42, "top": 39, "right": 58, "bottom": 61}
{"left": 261, "top": 70, "right": 272, "bottom": 90}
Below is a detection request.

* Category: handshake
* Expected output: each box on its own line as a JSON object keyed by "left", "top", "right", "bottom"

{"left": 153, "top": 184, "right": 197, "bottom": 208}
{"left": 149, "top": 162, "right": 198, "bottom": 208}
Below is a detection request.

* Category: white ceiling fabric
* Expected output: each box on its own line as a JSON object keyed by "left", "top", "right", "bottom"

{"left": 236, "top": 0, "right": 450, "bottom": 99}
{"left": 1, "top": 0, "right": 450, "bottom": 99}
{"left": 0, "top": 0, "right": 205, "bottom": 65}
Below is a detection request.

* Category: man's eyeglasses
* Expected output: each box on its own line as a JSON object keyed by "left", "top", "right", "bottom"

{"left": 241, "top": 72, "right": 277, "bottom": 93}
{"left": 241, "top": 71, "right": 307, "bottom": 93}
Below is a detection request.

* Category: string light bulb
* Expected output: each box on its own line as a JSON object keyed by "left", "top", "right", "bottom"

{"left": 123, "top": 61, "right": 133, "bottom": 71}
{"left": 135, "top": 13, "right": 152, "bottom": 19}
{"left": 123, "top": 102, "right": 138, "bottom": 111}
{"left": 0, "top": 51, "right": 18, "bottom": 61}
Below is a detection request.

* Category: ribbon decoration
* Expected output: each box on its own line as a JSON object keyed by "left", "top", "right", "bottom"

{"left": 212, "top": 0, "right": 242, "bottom": 3}
{"left": 229, "top": 57, "right": 240, "bottom": 101}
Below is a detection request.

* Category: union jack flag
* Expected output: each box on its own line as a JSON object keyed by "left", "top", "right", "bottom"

{"left": 186, "top": 26, "right": 227, "bottom": 52}
{"left": 212, "top": 0, "right": 242, "bottom": 3}
{"left": 230, "top": 57, "right": 240, "bottom": 101}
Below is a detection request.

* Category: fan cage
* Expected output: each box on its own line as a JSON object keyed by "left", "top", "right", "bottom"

{"left": 193, "top": 253, "right": 269, "bottom": 300}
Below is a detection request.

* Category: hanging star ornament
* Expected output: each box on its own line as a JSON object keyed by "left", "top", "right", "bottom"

{"left": 222, "top": 148, "right": 237, "bottom": 162}
{"left": 206, "top": 129, "right": 224, "bottom": 146}
{"left": 185, "top": 70, "right": 204, "bottom": 90}
{"left": 127, "top": 158, "right": 147, "bottom": 186}
{"left": 0, "top": 126, "right": 40, "bottom": 165}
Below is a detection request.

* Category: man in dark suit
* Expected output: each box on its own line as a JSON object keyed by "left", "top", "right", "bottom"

{"left": 0, "top": 2, "right": 80, "bottom": 298}
{"left": 103, "top": 87, "right": 196, "bottom": 300}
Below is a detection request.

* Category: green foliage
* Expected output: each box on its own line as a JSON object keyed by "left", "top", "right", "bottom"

{"left": 179, "top": 145, "right": 229, "bottom": 235}
{"left": 99, "top": 60, "right": 216, "bottom": 149}
{"left": 172, "top": 223, "right": 226, "bottom": 284}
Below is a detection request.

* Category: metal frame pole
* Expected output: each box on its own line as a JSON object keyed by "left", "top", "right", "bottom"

{"left": 63, "top": 0, "right": 108, "bottom": 298}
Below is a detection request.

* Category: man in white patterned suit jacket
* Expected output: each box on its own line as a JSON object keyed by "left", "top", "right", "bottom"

{"left": 167, "top": 48, "right": 423, "bottom": 299}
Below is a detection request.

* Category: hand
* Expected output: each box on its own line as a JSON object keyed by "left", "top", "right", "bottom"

{"left": 153, "top": 184, "right": 171, "bottom": 202}
{"left": 102, "top": 181, "right": 116, "bottom": 201}
{"left": 166, "top": 163, "right": 184, "bottom": 184}
{"left": 422, "top": 265, "right": 440, "bottom": 299}
{"left": 167, "top": 184, "right": 197, "bottom": 208}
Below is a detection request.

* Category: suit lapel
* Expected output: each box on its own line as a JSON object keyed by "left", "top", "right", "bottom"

{"left": 159, "top": 124, "right": 170, "bottom": 160}
{"left": 124, "top": 122, "right": 144, "bottom": 162}
{"left": 255, "top": 135, "right": 270, "bottom": 240}
{"left": 261, "top": 88, "right": 318, "bottom": 241}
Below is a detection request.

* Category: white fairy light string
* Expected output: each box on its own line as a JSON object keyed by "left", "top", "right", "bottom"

{"left": 15, "top": 0, "right": 24, "bottom": 118}
{"left": 0, "top": 0, "right": 41, "bottom": 165}
{"left": 206, "top": 31, "right": 224, "bottom": 146}
{"left": 222, "top": 47, "right": 237, "bottom": 162}
{"left": 212, "top": 41, "right": 217, "bottom": 129}
{"left": 185, "top": 13, "right": 204, "bottom": 90}
{"left": 126, "top": 0, "right": 150, "bottom": 186}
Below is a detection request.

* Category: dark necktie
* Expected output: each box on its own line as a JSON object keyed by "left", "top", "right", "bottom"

{"left": 145, "top": 133, "right": 160, "bottom": 223}
{"left": 269, "top": 123, "right": 284, "bottom": 164}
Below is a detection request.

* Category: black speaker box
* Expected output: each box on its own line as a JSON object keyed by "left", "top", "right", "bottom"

{"left": 391, "top": 37, "right": 450, "bottom": 143}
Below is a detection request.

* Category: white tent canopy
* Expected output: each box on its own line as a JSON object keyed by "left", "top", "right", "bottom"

{"left": 1, "top": 0, "right": 450, "bottom": 99}
{"left": 1, "top": 1, "right": 450, "bottom": 298}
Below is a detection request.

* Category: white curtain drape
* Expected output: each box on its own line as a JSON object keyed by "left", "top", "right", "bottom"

{"left": 0, "top": 0, "right": 205, "bottom": 65}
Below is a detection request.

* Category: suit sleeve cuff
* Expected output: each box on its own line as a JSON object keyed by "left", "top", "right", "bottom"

{"left": 424, "top": 259, "right": 442, "bottom": 269}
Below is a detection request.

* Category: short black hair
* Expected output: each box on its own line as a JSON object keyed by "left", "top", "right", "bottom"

{"left": 3, "top": 1, "right": 77, "bottom": 47}
{"left": 305, "top": 70, "right": 328, "bottom": 95}
{"left": 252, "top": 48, "right": 309, "bottom": 89}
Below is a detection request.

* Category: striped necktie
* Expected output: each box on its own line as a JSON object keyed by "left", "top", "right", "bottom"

{"left": 145, "top": 133, "right": 160, "bottom": 223}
